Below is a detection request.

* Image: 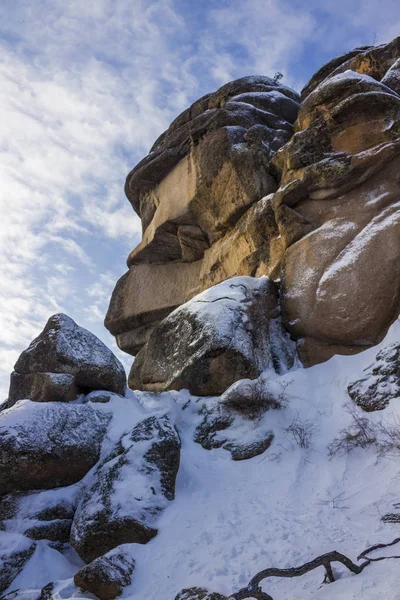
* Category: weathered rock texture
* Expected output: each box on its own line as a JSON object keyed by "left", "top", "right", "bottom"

{"left": 7, "top": 314, "right": 126, "bottom": 408}
{"left": 70, "top": 415, "right": 180, "bottom": 562}
{"left": 130, "top": 277, "right": 296, "bottom": 395}
{"left": 273, "top": 37, "right": 400, "bottom": 365}
{"left": 106, "top": 39, "right": 400, "bottom": 376}
{"left": 74, "top": 547, "right": 135, "bottom": 600}
{"left": 194, "top": 398, "right": 274, "bottom": 461}
{"left": 0, "top": 486, "right": 78, "bottom": 545}
{"left": 105, "top": 76, "right": 300, "bottom": 355}
{"left": 174, "top": 588, "right": 228, "bottom": 600}
{"left": 348, "top": 343, "right": 400, "bottom": 411}
{"left": 0, "top": 533, "right": 36, "bottom": 595}
{"left": 0, "top": 401, "right": 109, "bottom": 495}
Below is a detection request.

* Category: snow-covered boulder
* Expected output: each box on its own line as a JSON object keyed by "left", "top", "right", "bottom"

{"left": 0, "top": 485, "right": 78, "bottom": 544}
{"left": 194, "top": 397, "right": 275, "bottom": 460}
{"left": 174, "top": 588, "right": 227, "bottom": 600}
{"left": 130, "top": 277, "right": 296, "bottom": 396}
{"left": 74, "top": 546, "right": 135, "bottom": 600}
{"left": 348, "top": 342, "right": 400, "bottom": 411}
{"left": 71, "top": 415, "right": 180, "bottom": 562}
{"left": 0, "top": 533, "right": 36, "bottom": 594}
{"left": 83, "top": 390, "right": 120, "bottom": 403}
{"left": 7, "top": 314, "right": 126, "bottom": 408}
{"left": 0, "top": 401, "right": 110, "bottom": 495}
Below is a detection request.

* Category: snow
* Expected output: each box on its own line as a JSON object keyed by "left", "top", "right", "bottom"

{"left": 174, "top": 275, "right": 295, "bottom": 375}
{"left": 3, "top": 318, "right": 400, "bottom": 599}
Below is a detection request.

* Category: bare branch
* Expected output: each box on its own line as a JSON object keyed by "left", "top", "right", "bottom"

{"left": 229, "top": 550, "right": 369, "bottom": 600}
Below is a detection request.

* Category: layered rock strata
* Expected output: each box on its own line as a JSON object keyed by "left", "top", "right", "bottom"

{"left": 105, "top": 76, "right": 300, "bottom": 355}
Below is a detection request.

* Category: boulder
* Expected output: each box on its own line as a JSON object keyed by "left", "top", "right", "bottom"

{"left": 272, "top": 37, "right": 400, "bottom": 365}
{"left": 105, "top": 76, "right": 300, "bottom": 356}
{"left": 74, "top": 547, "right": 135, "bottom": 600}
{"left": 70, "top": 415, "right": 180, "bottom": 562}
{"left": 7, "top": 372, "right": 79, "bottom": 408}
{"left": 0, "top": 486, "right": 78, "bottom": 544}
{"left": 0, "top": 401, "right": 109, "bottom": 495}
{"left": 174, "top": 588, "right": 227, "bottom": 600}
{"left": 348, "top": 342, "right": 400, "bottom": 411}
{"left": 7, "top": 314, "right": 126, "bottom": 407}
{"left": 0, "top": 533, "right": 36, "bottom": 594}
{"left": 83, "top": 390, "right": 121, "bottom": 404}
{"left": 130, "top": 276, "right": 296, "bottom": 395}
{"left": 194, "top": 397, "right": 275, "bottom": 460}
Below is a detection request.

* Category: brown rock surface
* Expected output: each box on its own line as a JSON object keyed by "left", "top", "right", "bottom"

{"left": 74, "top": 548, "right": 135, "bottom": 600}
{"left": 272, "top": 37, "right": 400, "bottom": 365}
{"left": 105, "top": 76, "right": 300, "bottom": 356}
{"left": 8, "top": 372, "right": 79, "bottom": 407}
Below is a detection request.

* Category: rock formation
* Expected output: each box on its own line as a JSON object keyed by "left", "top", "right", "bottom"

{"left": 348, "top": 342, "right": 400, "bottom": 411}
{"left": 273, "top": 37, "right": 400, "bottom": 365}
{"left": 0, "top": 316, "right": 181, "bottom": 596}
{"left": 105, "top": 38, "right": 400, "bottom": 378}
{"left": 130, "top": 276, "right": 296, "bottom": 395}
{"left": 105, "top": 76, "right": 300, "bottom": 356}
{"left": 7, "top": 313, "right": 126, "bottom": 408}
{"left": 0, "top": 401, "right": 110, "bottom": 495}
{"left": 74, "top": 547, "right": 136, "bottom": 600}
{"left": 71, "top": 414, "right": 180, "bottom": 562}
{"left": 2, "top": 36, "right": 400, "bottom": 600}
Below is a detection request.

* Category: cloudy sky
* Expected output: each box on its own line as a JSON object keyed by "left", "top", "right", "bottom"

{"left": 1, "top": 0, "right": 399, "bottom": 399}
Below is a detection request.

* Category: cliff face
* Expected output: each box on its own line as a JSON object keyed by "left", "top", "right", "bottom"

{"left": 274, "top": 38, "right": 400, "bottom": 365}
{"left": 104, "top": 76, "right": 300, "bottom": 356}
{"left": 105, "top": 37, "right": 400, "bottom": 384}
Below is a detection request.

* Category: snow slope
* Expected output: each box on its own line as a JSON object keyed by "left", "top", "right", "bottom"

{"left": 6, "top": 317, "right": 400, "bottom": 600}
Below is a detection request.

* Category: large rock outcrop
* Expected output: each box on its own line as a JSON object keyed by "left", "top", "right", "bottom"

{"left": 70, "top": 415, "right": 181, "bottom": 562}
{"left": 105, "top": 76, "right": 300, "bottom": 355}
{"left": 272, "top": 37, "right": 400, "bottom": 365}
{"left": 7, "top": 314, "right": 126, "bottom": 408}
{"left": 130, "top": 277, "right": 296, "bottom": 395}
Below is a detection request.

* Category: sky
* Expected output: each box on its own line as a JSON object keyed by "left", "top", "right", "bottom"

{"left": 0, "top": 0, "right": 399, "bottom": 400}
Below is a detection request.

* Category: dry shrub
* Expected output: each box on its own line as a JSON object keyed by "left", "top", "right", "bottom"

{"left": 222, "top": 379, "right": 290, "bottom": 420}
{"left": 328, "top": 404, "right": 377, "bottom": 458}
{"left": 286, "top": 414, "right": 316, "bottom": 449}
{"left": 377, "top": 414, "right": 400, "bottom": 455}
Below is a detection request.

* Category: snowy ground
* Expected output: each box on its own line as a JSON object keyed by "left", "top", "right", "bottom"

{"left": 6, "top": 318, "right": 400, "bottom": 600}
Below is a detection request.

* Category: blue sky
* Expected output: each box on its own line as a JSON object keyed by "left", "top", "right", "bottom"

{"left": 1, "top": 0, "right": 399, "bottom": 399}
